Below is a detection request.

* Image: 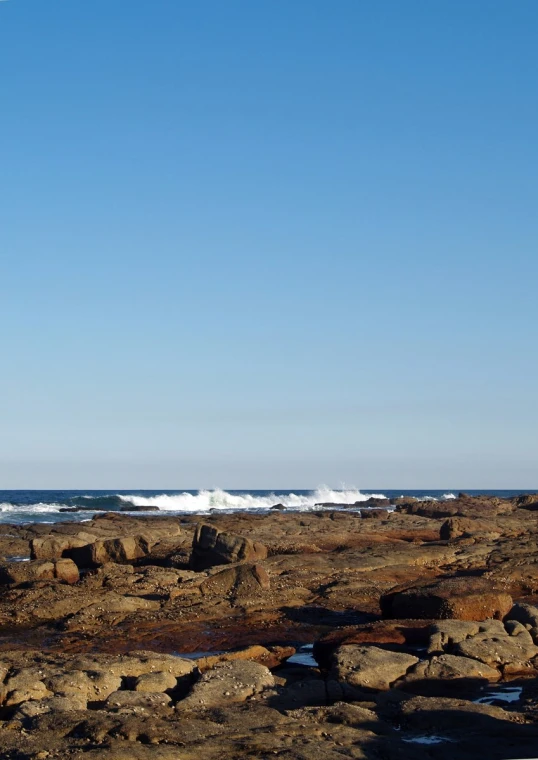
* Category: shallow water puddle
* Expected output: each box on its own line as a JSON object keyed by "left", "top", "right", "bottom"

{"left": 402, "top": 736, "right": 455, "bottom": 745}
{"left": 174, "top": 650, "right": 225, "bottom": 660}
{"left": 287, "top": 644, "right": 317, "bottom": 667}
{"left": 474, "top": 686, "right": 523, "bottom": 705}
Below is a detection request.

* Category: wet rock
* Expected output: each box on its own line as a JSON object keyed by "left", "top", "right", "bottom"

{"left": 176, "top": 659, "right": 274, "bottom": 710}
{"left": 200, "top": 563, "right": 270, "bottom": 598}
{"left": 330, "top": 645, "right": 419, "bottom": 691}
{"left": 381, "top": 577, "right": 513, "bottom": 621}
{"left": 191, "top": 523, "right": 268, "bottom": 570}
{"left": 194, "top": 644, "right": 294, "bottom": 672}
{"left": 362, "top": 497, "right": 389, "bottom": 507}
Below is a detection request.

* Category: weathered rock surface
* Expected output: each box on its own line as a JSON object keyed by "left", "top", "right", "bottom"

{"left": 30, "top": 533, "right": 98, "bottom": 560}
{"left": 68, "top": 535, "right": 155, "bottom": 568}
{"left": 0, "top": 558, "right": 79, "bottom": 585}
{"left": 176, "top": 659, "right": 274, "bottom": 710}
{"left": 191, "top": 523, "right": 268, "bottom": 570}
{"left": 330, "top": 644, "right": 419, "bottom": 691}
{"left": 381, "top": 577, "right": 513, "bottom": 621}
{"left": 0, "top": 503, "right": 536, "bottom": 758}
{"left": 455, "top": 623, "right": 538, "bottom": 667}
{"left": 402, "top": 653, "right": 501, "bottom": 684}
{"left": 200, "top": 563, "right": 270, "bottom": 598}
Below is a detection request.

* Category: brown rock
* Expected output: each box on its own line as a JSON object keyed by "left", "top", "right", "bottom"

{"left": 30, "top": 534, "right": 98, "bottom": 560}
{"left": 68, "top": 535, "right": 154, "bottom": 568}
{"left": 381, "top": 577, "right": 513, "bottom": 621}
{"left": 0, "top": 560, "right": 56, "bottom": 585}
{"left": 176, "top": 659, "right": 274, "bottom": 710}
{"left": 53, "top": 558, "right": 80, "bottom": 584}
{"left": 330, "top": 645, "right": 419, "bottom": 691}
{"left": 402, "top": 653, "right": 501, "bottom": 685}
{"left": 191, "top": 523, "right": 268, "bottom": 570}
{"left": 398, "top": 494, "right": 515, "bottom": 519}
{"left": 200, "top": 563, "right": 270, "bottom": 598}
{"left": 314, "top": 620, "right": 431, "bottom": 669}
{"left": 134, "top": 671, "right": 178, "bottom": 692}
{"left": 513, "top": 493, "right": 538, "bottom": 510}
{"left": 195, "top": 644, "right": 293, "bottom": 672}
{"left": 440, "top": 517, "right": 501, "bottom": 540}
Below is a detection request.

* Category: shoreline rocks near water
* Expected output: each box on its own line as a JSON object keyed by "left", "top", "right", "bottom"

{"left": 0, "top": 493, "right": 538, "bottom": 757}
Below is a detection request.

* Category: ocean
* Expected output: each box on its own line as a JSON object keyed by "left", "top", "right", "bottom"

{"left": 0, "top": 488, "right": 533, "bottom": 525}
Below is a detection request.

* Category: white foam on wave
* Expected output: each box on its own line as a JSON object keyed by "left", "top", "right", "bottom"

{"left": 443, "top": 493, "right": 457, "bottom": 500}
{"left": 0, "top": 502, "right": 61, "bottom": 514}
{"left": 118, "top": 486, "right": 387, "bottom": 513}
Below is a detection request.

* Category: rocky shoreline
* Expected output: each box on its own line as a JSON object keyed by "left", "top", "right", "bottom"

{"left": 0, "top": 493, "right": 538, "bottom": 758}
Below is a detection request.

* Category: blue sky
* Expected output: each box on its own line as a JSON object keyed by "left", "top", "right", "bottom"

{"left": 1, "top": 0, "right": 537, "bottom": 488}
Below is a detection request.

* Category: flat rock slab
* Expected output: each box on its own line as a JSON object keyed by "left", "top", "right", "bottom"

{"left": 330, "top": 644, "right": 419, "bottom": 691}
{"left": 381, "top": 577, "right": 513, "bottom": 621}
{"left": 176, "top": 659, "right": 274, "bottom": 710}
{"left": 402, "top": 653, "right": 501, "bottom": 684}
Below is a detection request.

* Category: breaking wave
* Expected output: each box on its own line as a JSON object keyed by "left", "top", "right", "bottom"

{"left": 0, "top": 488, "right": 464, "bottom": 523}
{"left": 116, "top": 487, "right": 387, "bottom": 512}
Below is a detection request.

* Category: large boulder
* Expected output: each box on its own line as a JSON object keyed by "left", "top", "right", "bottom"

{"left": 381, "top": 577, "right": 513, "bottom": 621}
{"left": 330, "top": 645, "right": 419, "bottom": 691}
{"left": 67, "top": 536, "right": 154, "bottom": 568}
{"left": 508, "top": 602, "right": 538, "bottom": 639}
{"left": 200, "top": 563, "right": 270, "bottom": 598}
{"left": 30, "top": 533, "right": 98, "bottom": 560}
{"left": 176, "top": 659, "right": 274, "bottom": 710}
{"left": 454, "top": 622, "right": 538, "bottom": 667}
{"left": 512, "top": 493, "right": 538, "bottom": 510}
{"left": 440, "top": 517, "right": 501, "bottom": 541}
{"left": 191, "top": 523, "right": 267, "bottom": 570}
{"left": 313, "top": 620, "right": 431, "bottom": 669}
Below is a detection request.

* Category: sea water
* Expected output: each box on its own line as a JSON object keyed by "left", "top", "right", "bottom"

{"left": 0, "top": 488, "right": 529, "bottom": 525}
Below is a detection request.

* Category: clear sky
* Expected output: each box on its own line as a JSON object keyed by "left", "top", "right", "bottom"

{"left": 1, "top": 0, "right": 537, "bottom": 489}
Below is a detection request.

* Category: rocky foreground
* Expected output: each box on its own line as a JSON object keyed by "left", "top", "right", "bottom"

{"left": 0, "top": 493, "right": 538, "bottom": 758}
